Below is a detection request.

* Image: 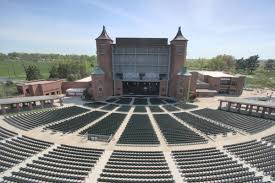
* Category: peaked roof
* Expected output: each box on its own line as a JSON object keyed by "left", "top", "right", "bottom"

{"left": 178, "top": 67, "right": 191, "bottom": 76}
{"left": 96, "top": 25, "right": 112, "bottom": 41}
{"left": 172, "top": 26, "right": 188, "bottom": 41}
{"left": 91, "top": 66, "right": 104, "bottom": 75}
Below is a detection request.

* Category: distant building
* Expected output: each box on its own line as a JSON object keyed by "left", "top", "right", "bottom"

{"left": 192, "top": 71, "right": 245, "bottom": 97}
{"left": 16, "top": 80, "right": 62, "bottom": 96}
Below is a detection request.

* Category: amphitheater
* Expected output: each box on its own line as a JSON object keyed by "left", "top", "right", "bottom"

{"left": 0, "top": 94, "right": 275, "bottom": 183}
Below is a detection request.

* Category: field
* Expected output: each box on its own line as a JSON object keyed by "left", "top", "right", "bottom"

{"left": 0, "top": 82, "right": 18, "bottom": 98}
{"left": 0, "top": 60, "right": 55, "bottom": 80}
{"left": 0, "top": 60, "right": 56, "bottom": 98}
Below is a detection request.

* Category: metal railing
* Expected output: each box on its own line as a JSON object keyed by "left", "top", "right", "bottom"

{"left": 86, "top": 133, "right": 113, "bottom": 142}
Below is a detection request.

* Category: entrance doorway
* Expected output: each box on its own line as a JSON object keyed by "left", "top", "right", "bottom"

{"left": 122, "top": 82, "right": 159, "bottom": 95}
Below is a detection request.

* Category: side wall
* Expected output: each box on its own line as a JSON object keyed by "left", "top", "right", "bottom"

{"left": 41, "top": 80, "right": 63, "bottom": 95}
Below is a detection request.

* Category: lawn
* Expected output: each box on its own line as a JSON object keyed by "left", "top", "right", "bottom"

{"left": 0, "top": 60, "right": 55, "bottom": 80}
{"left": 0, "top": 82, "right": 18, "bottom": 98}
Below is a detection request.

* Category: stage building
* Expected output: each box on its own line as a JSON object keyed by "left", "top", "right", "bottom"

{"left": 88, "top": 26, "right": 193, "bottom": 100}
{"left": 63, "top": 26, "right": 245, "bottom": 100}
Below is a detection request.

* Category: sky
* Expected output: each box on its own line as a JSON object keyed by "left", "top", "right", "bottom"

{"left": 0, "top": 0, "right": 275, "bottom": 59}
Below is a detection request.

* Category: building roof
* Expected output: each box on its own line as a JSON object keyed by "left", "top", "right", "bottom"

{"left": 178, "top": 67, "right": 192, "bottom": 76}
{"left": 172, "top": 27, "right": 188, "bottom": 41}
{"left": 17, "top": 80, "right": 59, "bottom": 86}
{"left": 91, "top": 66, "right": 104, "bottom": 75}
{"left": 116, "top": 38, "right": 168, "bottom": 46}
{"left": 0, "top": 95, "right": 64, "bottom": 105}
{"left": 219, "top": 97, "right": 275, "bottom": 108}
{"left": 96, "top": 25, "right": 112, "bottom": 41}
{"left": 76, "top": 76, "right": 92, "bottom": 82}
{"left": 196, "top": 71, "right": 237, "bottom": 78}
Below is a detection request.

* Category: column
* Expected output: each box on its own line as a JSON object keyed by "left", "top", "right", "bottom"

{"left": 16, "top": 103, "right": 20, "bottom": 112}
{"left": 268, "top": 108, "right": 272, "bottom": 115}
{"left": 227, "top": 102, "right": 232, "bottom": 111}
{"left": 219, "top": 101, "right": 222, "bottom": 110}
{"left": 40, "top": 100, "right": 44, "bottom": 108}
{"left": 249, "top": 105, "right": 253, "bottom": 114}
{"left": 1, "top": 104, "right": 6, "bottom": 114}
{"left": 256, "top": 106, "right": 260, "bottom": 113}
{"left": 237, "top": 103, "right": 241, "bottom": 113}
{"left": 50, "top": 99, "right": 54, "bottom": 107}
{"left": 261, "top": 107, "right": 266, "bottom": 117}
{"left": 59, "top": 98, "right": 63, "bottom": 106}
{"left": 29, "top": 102, "right": 33, "bottom": 110}
{"left": 245, "top": 104, "right": 249, "bottom": 111}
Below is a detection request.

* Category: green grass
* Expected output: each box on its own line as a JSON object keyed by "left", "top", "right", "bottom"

{"left": 0, "top": 60, "right": 55, "bottom": 80}
{"left": 0, "top": 83, "right": 18, "bottom": 98}
{"left": 244, "top": 76, "right": 255, "bottom": 88}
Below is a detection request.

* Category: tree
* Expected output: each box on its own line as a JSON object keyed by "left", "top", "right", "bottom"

{"left": 49, "top": 65, "right": 59, "bottom": 79}
{"left": 264, "top": 59, "right": 275, "bottom": 71}
{"left": 215, "top": 54, "right": 235, "bottom": 71}
{"left": 235, "top": 58, "right": 246, "bottom": 71}
{"left": 187, "top": 54, "right": 235, "bottom": 71}
{"left": 246, "top": 55, "right": 259, "bottom": 73}
{"left": 235, "top": 55, "right": 260, "bottom": 73}
{"left": 250, "top": 67, "right": 275, "bottom": 91}
{"left": 205, "top": 54, "right": 235, "bottom": 71}
{"left": 57, "top": 63, "right": 69, "bottom": 78}
{"left": 208, "top": 57, "right": 224, "bottom": 71}
{"left": 25, "top": 65, "right": 42, "bottom": 81}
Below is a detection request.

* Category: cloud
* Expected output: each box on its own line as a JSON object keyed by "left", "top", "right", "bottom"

{"left": 80, "top": 0, "right": 149, "bottom": 26}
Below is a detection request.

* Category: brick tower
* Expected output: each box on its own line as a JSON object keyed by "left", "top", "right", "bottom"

{"left": 95, "top": 26, "right": 113, "bottom": 97}
{"left": 169, "top": 27, "right": 188, "bottom": 97}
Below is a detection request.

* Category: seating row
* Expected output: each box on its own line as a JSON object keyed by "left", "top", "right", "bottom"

{"left": 172, "top": 147, "right": 266, "bottom": 182}
{"left": 192, "top": 108, "right": 274, "bottom": 134}
{"left": 174, "top": 112, "right": 233, "bottom": 135}
{"left": 0, "top": 136, "right": 53, "bottom": 173}
{"left": 224, "top": 140, "right": 275, "bottom": 180}
{"left": 80, "top": 113, "right": 127, "bottom": 136}
{"left": 118, "top": 114, "right": 160, "bottom": 145}
{"left": 3, "top": 144, "right": 104, "bottom": 183}
{"left": 0, "top": 126, "right": 17, "bottom": 140}
{"left": 46, "top": 111, "right": 106, "bottom": 133}
{"left": 98, "top": 150, "right": 175, "bottom": 183}
{"left": 262, "top": 133, "right": 275, "bottom": 144}
{"left": 4, "top": 106, "right": 89, "bottom": 130}
{"left": 153, "top": 114, "right": 207, "bottom": 145}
